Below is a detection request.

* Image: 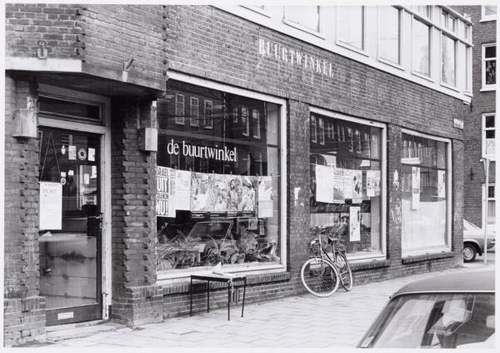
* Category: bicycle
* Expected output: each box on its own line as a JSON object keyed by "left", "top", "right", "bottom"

{"left": 300, "top": 227, "right": 353, "bottom": 297}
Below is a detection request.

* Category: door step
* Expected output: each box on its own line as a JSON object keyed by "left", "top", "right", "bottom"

{"left": 46, "top": 320, "right": 124, "bottom": 342}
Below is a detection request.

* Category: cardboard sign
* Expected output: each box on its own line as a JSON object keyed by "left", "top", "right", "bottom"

{"left": 39, "top": 182, "right": 62, "bottom": 230}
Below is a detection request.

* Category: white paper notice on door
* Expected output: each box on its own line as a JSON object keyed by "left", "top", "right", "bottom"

{"left": 39, "top": 182, "right": 62, "bottom": 230}
{"left": 315, "top": 164, "right": 334, "bottom": 203}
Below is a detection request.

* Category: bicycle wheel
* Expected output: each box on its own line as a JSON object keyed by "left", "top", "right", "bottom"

{"left": 300, "top": 257, "right": 340, "bottom": 297}
{"left": 335, "top": 252, "right": 353, "bottom": 291}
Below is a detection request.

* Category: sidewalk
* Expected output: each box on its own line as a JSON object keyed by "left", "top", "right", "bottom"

{"left": 39, "top": 262, "right": 495, "bottom": 348}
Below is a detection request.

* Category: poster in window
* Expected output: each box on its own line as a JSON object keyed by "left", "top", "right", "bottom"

{"left": 239, "top": 176, "right": 256, "bottom": 212}
{"left": 39, "top": 182, "right": 62, "bottom": 230}
{"left": 258, "top": 176, "right": 273, "bottom": 218}
{"left": 315, "top": 164, "right": 334, "bottom": 203}
{"left": 351, "top": 170, "right": 363, "bottom": 203}
{"left": 333, "top": 168, "right": 345, "bottom": 202}
{"left": 437, "top": 170, "right": 446, "bottom": 198}
{"left": 366, "top": 170, "right": 381, "bottom": 197}
{"left": 349, "top": 206, "right": 361, "bottom": 242}
{"left": 174, "top": 170, "right": 191, "bottom": 210}
{"left": 411, "top": 166, "right": 420, "bottom": 210}
{"left": 156, "top": 166, "right": 175, "bottom": 217}
{"left": 191, "top": 172, "right": 213, "bottom": 212}
{"left": 343, "top": 169, "right": 354, "bottom": 200}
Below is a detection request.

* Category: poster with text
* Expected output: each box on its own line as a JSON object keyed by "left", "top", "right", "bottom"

{"left": 351, "top": 170, "right": 363, "bottom": 203}
{"left": 258, "top": 176, "right": 273, "bottom": 218}
{"left": 333, "top": 168, "right": 345, "bottom": 202}
{"left": 315, "top": 164, "right": 334, "bottom": 203}
{"left": 156, "top": 166, "right": 175, "bottom": 217}
{"left": 343, "top": 169, "right": 354, "bottom": 200}
{"left": 437, "top": 170, "right": 446, "bottom": 198}
{"left": 40, "top": 182, "right": 62, "bottom": 230}
{"left": 411, "top": 166, "right": 420, "bottom": 210}
{"left": 174, "top": 170, "right": 192, "bottom": 210}
{"left": 366, "top": 170, "right": 381, "bottom": 197}
{"left": 349, "top": 206, "right": 361, "bottom": 242}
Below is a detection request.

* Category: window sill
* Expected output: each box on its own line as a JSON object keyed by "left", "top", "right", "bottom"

{"left": 479, "top": 18, "right": 497, "bottom": 23}
{"left": 411, "top": 71, "right": 434, "bottom": 83}
{"left": 350, "top": 259, "right": 391, "bottom": 271}
{"left": 480, "top": 86, "right": 496, "bottom": 92}
{"left": 159, "top": 270, "right": 290, "bottom": 295}
{"left": 282, "top": 19, "right": 325, "bottom": 40}
{"left": 402, "top": 251, "right": 455, "bottom": 264}
{"left": 377, "top": 57, "right": 404, "bottom": 72}
{"left": 440, "top": 82, "right": 460, "bottom": 93}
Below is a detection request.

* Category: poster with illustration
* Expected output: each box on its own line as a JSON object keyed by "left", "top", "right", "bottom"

{"left": 349, "top": 206, "right": 361, "bottom": 242}
{"left": 258, "top": 176, "right": 273, "bottom": 218}
{"left": 437, "top": 170, "right": 446, "bottom": 198}
{"left": 190, "top": 172, "right": 212, "bottom": 212}
{"left": 227, "top": 175, "right": 243, "bottom": 212}
{"left": 366, "top": 170, "right": 381, "bottom": 197}
{"left": 333, "top": 168, "right": 345, "bottom": 202}
{"left": 315, "top": 164, "right": 334, "bottom": 203}
{"left": 208, "top": 173, "right": 230, "bottom": 212}
{"left": 351, "top": 170, "right": 363, "bottom": 203}
{"left": 174, "top": 170, "right": 191, "bottom": 210}
{"left": 411, "top": 166, "right": 421, "bottom": 210}
{"left": 239, "top": 176, "right": 256, "bottom": 212}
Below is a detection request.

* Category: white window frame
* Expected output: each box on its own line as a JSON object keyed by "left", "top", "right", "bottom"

{"left": 401, "top": 129, "right": 453, "bottom": 258}
{"left": 283, "top": 6, "right": 323, "bottom": 38}
{"left": 411, "top": 16, "right": 432, "bottom": 78}
{"left": 189, "top": 97, "right": 199, "bottom": 127}
{"left": 336, "top": 5, "right": 366, "bottom": 54}
{"left": 158, "top": 71, "right": 288, "bottom": 281}
{"left": 482, "top": 113, "right": 496, "bottom": 160}
{"left": 441, "top": 33, "right": 457, "bottom": 88}
{"left": 481, "top": 5, "right": 497, "bottom": 22}
{"left": 377, "top": 6, "right": 402, "bottom": 67}
{"left": 203, "top": 99, "right": 213, "bottom": 129}
{"left": 482, "top": 43, "right": 497, "bottom": 91}
{"left": 310, "top": 106, "right": 388, "bottom": 263}
{"left": 174, "top": 93, "right": 185, "bottom": 125}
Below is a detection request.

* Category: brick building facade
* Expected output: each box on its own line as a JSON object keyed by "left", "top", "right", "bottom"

{"left": 4, "top": 4, "right": 470, "bottom": 346}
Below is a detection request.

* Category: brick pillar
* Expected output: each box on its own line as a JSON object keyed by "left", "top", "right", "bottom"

{"left": 287, "top": 100, "right": 311, "bottom": 283}
{"left": 452, "top": 139, "right": 465, "bottom": 264}
{"left": 110, "top": 97, "right": 162, "bottom": 326}
{"left": 3, "top": 73, "right": 46, "bottom": 346}
{"left": 387, "top": 125, "right": 403, "bottom": 262}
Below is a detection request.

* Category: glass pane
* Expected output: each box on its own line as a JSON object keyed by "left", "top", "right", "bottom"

{"left": 39, "top": 96, "right": 101, "bottom": 122}
{"left": 379, "top": 7, "right": 400, "bottom": 64}
{"left": 413, "top": 20, "right": 430, "bottom": 75}
{"left": 486, "top": 130, "right": 495, "bottom": 139}
{"left": 157, "top": 81, "right": 281, "bottom": 271}
{"left": 487, "top": 200, "right": 495, "bottom": 224}
{"left": 284, "top": 6, "right": 319, "bottom": 31}
{"left": 488, "top": 185, "right": 495, "bottom": 198}
{"left": 310, "top": 114, "right": 383, "bottom": 257}
{"left": 484, "top": 5, "right": 497, "bottom": 17}
{"left": 338, "top": 6, "right": 364, "bottom": 49}
{"left": 442, "top": 35, "right": 456, "bottom": 85}
{"left": 485, "top": 115, "right": 495, "bottom": 128}
{"left": 485, "top": 60, "right": 496, "bottom": 85}
{"left": 485, "top": 46, "right": 496, "bottom": 58}
{"left": 39, "top": 127, "right": 100, "bottom": 310}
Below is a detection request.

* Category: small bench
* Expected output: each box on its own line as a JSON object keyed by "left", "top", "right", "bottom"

{"left": 189, "top": 274, "right": 247, "bottom": 320}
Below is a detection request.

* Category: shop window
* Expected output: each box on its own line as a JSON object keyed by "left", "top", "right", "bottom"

{"left": 310, "top": 113, "right": 385, "bottom": 259}
{"left": 412, "top": 19, "right": 431, "bottom": 76}
{"left": 175, "top": 94, "right": 185, "bottom": 125}
{"left": 483, "top": 113, "right": 495, "bottom": 159}
{"left": 482, "top": 44, "right": 496, "bottom": 89}
{"left": 379, "top": 6, "right": 401, "bottom": 65}
{"left": 157, "top": 80, "right": 282, "bottom": 273}
{"left": 337, "top": 6, "right": 365, "bottom": 51}
{"left": 487, "top": 185, "right": 496, "bottom": 225}
{"left": 189, "top": 97, "right": 199, "bottom": 127}
{"left": 441, "top": 34, "right": 456, "bottom": 86}
{"left": 401, "top": 132, "right": 450, "bottom": 256}
{"left": 481, "top": 5, "right": 497, "bottom": 22}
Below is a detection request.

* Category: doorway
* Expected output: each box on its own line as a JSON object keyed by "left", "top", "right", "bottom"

{"left": 38, "top": 126, "right": 102, "bottom": 325}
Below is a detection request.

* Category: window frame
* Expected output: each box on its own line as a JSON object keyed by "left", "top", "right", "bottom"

{"left": 203, "top": 99, "right": 213, "bottom": 129}
{"left": 441, "top": 33, "right": 457, "bottom": 88}
{"left": 377, "top": 6, "right": 402, "bottom": 66}
{"left": 336, "top": 5, "right": 366, "bottom": 54}
{"left": 174, "top": 93, "right": 185, "bottom": 125}
{"left": 482, "top": 43, "right": 497, "bottom": 91}
{"left": 486, "top": 184, "right": 496, "bottom": 225}
{"left": 411, "top": 16, "right": 432, "bottom": 78}
{"left": 157, "top": 71, "right": 289, "bottom": 281}
{"left": 309, "top": 106, "right": 388, "bottom": 262}
{"left": 481, "top": 5, "right": 497, "bottom": 22}
{"left": 482, "top": 113, "right": 496, "bottom": 160}
{"left": 189, "top": 96, "right": 199, "bottom": 127}
{"left": 400, "top": 129, "right": 453, "bottom": 258}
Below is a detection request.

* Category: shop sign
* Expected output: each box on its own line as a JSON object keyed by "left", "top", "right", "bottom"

{"left": 166, "top": 138, "right": 238, "bottom": 162}
{"left": 258, "top": 38, "right": 335, "bottom": 79}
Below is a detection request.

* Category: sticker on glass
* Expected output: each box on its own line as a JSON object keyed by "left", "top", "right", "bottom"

{"left": 78, "top": 148, "right": 87, "bottom": 161}
{"left": 88, "top": 148, "right": 95, "bottom": 162}
{"left": 60, "top": 171, "right": 67, "bottom": 178}
{"left": 68, "top": 170, "right": 74, "bottom": 176}
{"left": 91, "top": 166, "right": 97, "bottom": 179}
{"left": 61, "top": 145, "right": 66, "bottom": 155}
{"left": 68, "top": 145, "right": 76, "bottom": 160}
{"left": 84, "top": 173, "right": 90, "bottom": 185}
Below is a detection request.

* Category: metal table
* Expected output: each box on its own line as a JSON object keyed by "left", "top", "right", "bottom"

{"left": 189, "top": 274, "right": 247, "bottom": 320}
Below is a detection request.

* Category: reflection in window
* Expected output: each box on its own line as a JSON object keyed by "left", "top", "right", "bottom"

{"left": 379, "top": 6, "right": 400, "bottom": 64}
{"left": 401, "top": 133, "right": 449, "bottom": 255}
{"left": 487, "top": 185, "right": 495, "bottom": 225}
{"left": 483, "top": 44, "right": 496, "bottom": 87}
{"left": 483, "top": 114, "right": 495, "bottom": 158}
{"left": 310, "top": 113, "right": 384, "bottom": 258}
{"left": 338, "top": 6, "right": 364, "bottom": 50}
{"left": 175, "top": 94, "right": 185, "bottom": 125}
{"left": 413, "top": 19, "right": 430, "bottom": 76}
{"left": 442, "top": 35, "right": 456, "bottom": 86}
{"left": 189, "top": 97, "right": 199, "bottom": 127}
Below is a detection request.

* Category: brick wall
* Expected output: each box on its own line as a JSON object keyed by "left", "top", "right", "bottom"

{"left": 4, "top": 73, "right": 46, "bottom": 345}
{"left": 456, "top": 6, "right": 496, "bottom": 227}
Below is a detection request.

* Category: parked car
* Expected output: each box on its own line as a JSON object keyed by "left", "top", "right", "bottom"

{"left": 463, "top": 220, "right": 495, "bottom": 262}
{"left": 358, "top": 270, "right": 495, "bottom": 349}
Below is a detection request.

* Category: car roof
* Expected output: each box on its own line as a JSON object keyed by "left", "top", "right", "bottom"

{"left": 392, "top": 270, "right": 495, "bottom": 297}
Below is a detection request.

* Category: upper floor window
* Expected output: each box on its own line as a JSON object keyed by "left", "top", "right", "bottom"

{"left": 284, "top": 6, "right": 320, "bottom": 33}
{"left": 337, "top": 6, "right": 364, "bottom": 50}
{"left": 409, "top": 5, "right": 432, "bottom": 19}
{"left": 441, "top": 34, "right": 456, "bottom": 86}
{"left": 413, "top": 18, "right": 431, "bottom": 76}
{"left": 483, "top": 113, "right": 496, "bottom": 160}
{"left": 482, "top": 6, "right": 497, "bottom": 22}
{"left": 483, "top": 44, "right": 496, "bottom": 89}
{"left": 378, "top": 6, "right": 401, "bottom": 64}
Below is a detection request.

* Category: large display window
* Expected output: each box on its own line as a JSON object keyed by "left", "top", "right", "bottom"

{"left": 401, "top": 131, "right": 451, "bottom": 256}
{"left": 309, "top": 109, "right": 386, "bottom": 260}
{"left": 156, "top": 80, "right": 284, "bottom": 275}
